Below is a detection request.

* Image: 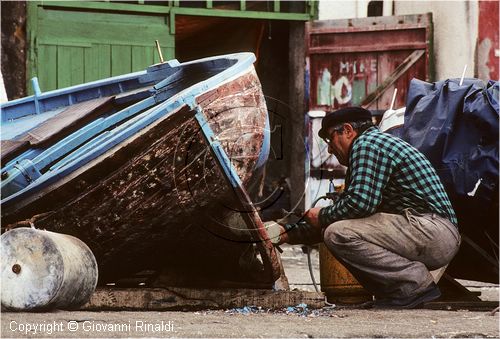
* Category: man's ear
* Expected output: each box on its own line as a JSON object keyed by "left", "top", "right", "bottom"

{"left": 344, "top": 123, "right": 355, "bottom": 136}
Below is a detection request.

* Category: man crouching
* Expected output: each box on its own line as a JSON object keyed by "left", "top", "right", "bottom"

{"left": 268, "top": 106, "right": 460, "bottom": 309}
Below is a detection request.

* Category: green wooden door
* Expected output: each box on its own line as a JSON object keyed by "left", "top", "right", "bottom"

{"left": 28, "top": 2, "right": 174, "bottom": 93}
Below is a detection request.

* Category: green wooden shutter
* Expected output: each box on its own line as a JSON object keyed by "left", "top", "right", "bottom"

{"left": 28, "top": 2, "right": 174, "bottom": 94}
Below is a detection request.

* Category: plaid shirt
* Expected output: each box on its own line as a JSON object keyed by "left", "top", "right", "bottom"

{"left": 319, "top": 126, "right": 458, "bottom": 227}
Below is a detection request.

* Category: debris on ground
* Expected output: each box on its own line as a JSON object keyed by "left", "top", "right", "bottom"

{"left": 225, "top": 303, "right": 340, "bottom": 317}
{"left": 225, "top": 306, "right": 267, "bottom": 315}
{"left": 285, "top": 303, "right": 310, "bottom": 316}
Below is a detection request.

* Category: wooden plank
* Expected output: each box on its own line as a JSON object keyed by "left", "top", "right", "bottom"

{"left": 309, "top": 0, "right": 317, "bottom": 19}
{"left": 306, "top": 13, "right": 431, "bottom": 112}
{"left": 39, "top": 39, "right": 92, "bottom": 48}
{"left": 56, "top": 46, "right": 85, "bottom": 88}
{"left": 309, "top": 52, "right": 378, "bottom": 110}
{"left": 308, "top": 13, "right": 431, "bottom": 31}
{"left": 376, "top": 52, "right": 393, "bottom": 110}
{"left": 171, "top": 7, "right": 311, "bottom": 20}
{"left": 84, "top": 44, "right": 112, "bottom": 82}
{"left": 98, "top": 44, "right": 112, "bottom": 79}
{"left": 274, "top": 0, "right": 280, "bottom": 12}
{"left": 111, "top": 45, "right": 132, "bottom": 77}
{"left": 40, "top": 1, "right": 171, "bottom": 15}
{"left": 41, "top": 5, "right": 168, "bottom": 25}
{"left": 56, "top": 46, "right": 72, "bottom": 88}
{"left": 351, "top": 79, "right": 366, "bottom": 106}
{"left": 131, "top": 46, "right": 153, "bottom": 71}
{"left": 40, "top": 1, "right": 314, "bottom": 21}
{"left": 309, "top": 24, "right": 429, "bottom": 34}
{"left": 376, "top": 50, "right": 424, "bottom": 110}
{"left": 1, "top": 140, "right": 31, "bottom": 164}
{"left": 20, "top": 96, "right": 114, "bottom": 147}
{"left": 69, "top": 47, "right": 85, "bottom": 86}
{"left": 309, "top": 43, "right": 427, "bottom": 54}
{"left": 361, "top": 50, "right": 425, "bottom": 108}
{"left": 423, "top": 301, "right": 499, "bottom": 311}
{"left": 82, "top": 287, "right": 325, "bottom": 311}
{"left": 39, "top": 10, "right": 171, "bottom": 47}
{"left": 84, "top": 46, "right": 99, "bottom": 82}
{"left": 308, "top": 27, "right": 425, "bottom": 51}
{"left": 38, "top": 44, "right": 57, "bottom": 92}
{"left": 33, "top": 4, "right": 173, "bottom": 91}
{"left": 169, "top": 11, "right": 176, "bottom": 34}
{"left": 163, "top": 47, "right": 175, "bottom": 61}
{"left": 26, "top": 2, "right": 40, "bottom": 95}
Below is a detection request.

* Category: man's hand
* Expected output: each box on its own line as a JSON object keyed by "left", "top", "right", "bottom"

{"left": 263, "top": 221, "right": 288, "bottom": 245}
{"left": 303, "top": 207, "right": 322, "bottom": 228}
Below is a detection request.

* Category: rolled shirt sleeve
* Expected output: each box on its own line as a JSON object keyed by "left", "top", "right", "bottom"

{"left": 319, "top": 144, "right": 394, "bottom": 228}
{"left": 317, "top": 126, "right": 458, "bottom": 228}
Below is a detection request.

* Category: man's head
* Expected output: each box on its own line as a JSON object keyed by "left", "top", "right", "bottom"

{"left": 318, "top": 107, "right": 373, "bottom": 166}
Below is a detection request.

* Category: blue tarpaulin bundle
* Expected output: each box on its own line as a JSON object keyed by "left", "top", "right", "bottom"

{"left": 399, "top": 78, "right": 499, "bottom": 282}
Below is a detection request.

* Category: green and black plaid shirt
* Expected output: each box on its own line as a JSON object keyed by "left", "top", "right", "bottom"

{"left": 319, "top": 126, "right": 458, "bottom": 227}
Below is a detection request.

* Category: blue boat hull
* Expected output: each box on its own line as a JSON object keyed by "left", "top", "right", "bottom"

{"left": 1, "top": 53, "right": 275, "bottom": 286}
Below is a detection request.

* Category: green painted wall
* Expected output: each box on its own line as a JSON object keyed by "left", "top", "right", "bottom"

{"left": 26, "top": 1, "right": 315, "bottom": 94}
{"left": 27, "top": 2, "right": 174, "bottom": 93}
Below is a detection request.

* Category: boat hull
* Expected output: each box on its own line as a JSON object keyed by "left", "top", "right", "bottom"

{"left": 2, "top": 57, "right": 274, "bottom": 286}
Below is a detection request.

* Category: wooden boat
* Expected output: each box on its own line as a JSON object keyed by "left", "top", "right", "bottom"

{"left": 1, "top": 53, "right": 284, "bottom": 288}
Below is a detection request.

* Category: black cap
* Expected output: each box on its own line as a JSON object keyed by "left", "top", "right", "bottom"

{"left": 318, "top": 107, "right": 372, "bottom": 139}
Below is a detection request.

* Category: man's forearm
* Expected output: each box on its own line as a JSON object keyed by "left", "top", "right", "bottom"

{"left": 282, "top": 221, "right": 323, "bottom": 245}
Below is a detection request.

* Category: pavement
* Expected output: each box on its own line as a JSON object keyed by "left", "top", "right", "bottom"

{"left": 1, "top": 245, "right": 498, "bottom": 338}
{"left": 2, "top": 308, "right": 499, "bottom": 338}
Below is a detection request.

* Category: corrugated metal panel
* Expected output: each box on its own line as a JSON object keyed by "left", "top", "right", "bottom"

{"left": 306, "top": 13, "right": 433, "bottom": 112}
{"left": 27, "top": 2, "right": 175, "bottom": 94}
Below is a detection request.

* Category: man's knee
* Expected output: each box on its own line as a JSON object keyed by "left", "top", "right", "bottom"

{"left": 323, "top": 219, "right": 358, "bottom": 252}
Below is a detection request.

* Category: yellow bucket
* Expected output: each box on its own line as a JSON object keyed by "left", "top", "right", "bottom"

{"left": 319, "top": 243, "right": 373, "bottom": 304}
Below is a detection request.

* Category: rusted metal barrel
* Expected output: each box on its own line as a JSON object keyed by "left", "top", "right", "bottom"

{"left": 319, "top": 243, "right": 372, "bottom": 304}
{"left": 1, "top": 227, "right": 98, "bottom": 311}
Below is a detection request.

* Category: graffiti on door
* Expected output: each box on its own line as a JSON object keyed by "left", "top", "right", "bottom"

{"left": 316, "top": 58, "right": 378, "bottom": 109}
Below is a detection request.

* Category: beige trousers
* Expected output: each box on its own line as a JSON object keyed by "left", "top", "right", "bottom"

{"left": 323, "top": 209, "right": 461, "bottom": 299}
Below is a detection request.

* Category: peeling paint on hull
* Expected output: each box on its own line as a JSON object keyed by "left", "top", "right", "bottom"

{"left": 2, "top": 55, "right": 273, "bottom": 287}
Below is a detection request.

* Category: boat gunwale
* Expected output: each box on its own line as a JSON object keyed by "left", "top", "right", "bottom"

{"left": 1, "top": 53, "right": 260, "bottom": 208}
{"left": 0, "top": 52, "right": 253, "bottom": 122}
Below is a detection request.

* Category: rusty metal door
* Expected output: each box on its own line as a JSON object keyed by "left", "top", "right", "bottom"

{"left": 306, "top": 13, "right": 433, "bottom": 112}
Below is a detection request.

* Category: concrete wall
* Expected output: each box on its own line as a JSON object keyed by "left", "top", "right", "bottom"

{"left": 394, "top": 1, "right": 478, "bottom": 81}
{"left": 319, "top": 0, "right": 393, "bottom": 19}
{"left": 317, "top": 0, "right": 480, "bottom": 81}
{"left": 318, "top": 1, "right": 369, "bottom": 20}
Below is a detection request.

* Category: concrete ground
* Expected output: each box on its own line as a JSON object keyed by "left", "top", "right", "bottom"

{"left": 2, "top": 308, "right": 499, "bottom": 338}
{"left": 1, "top": 245, "right": 498, "bottom": 338}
